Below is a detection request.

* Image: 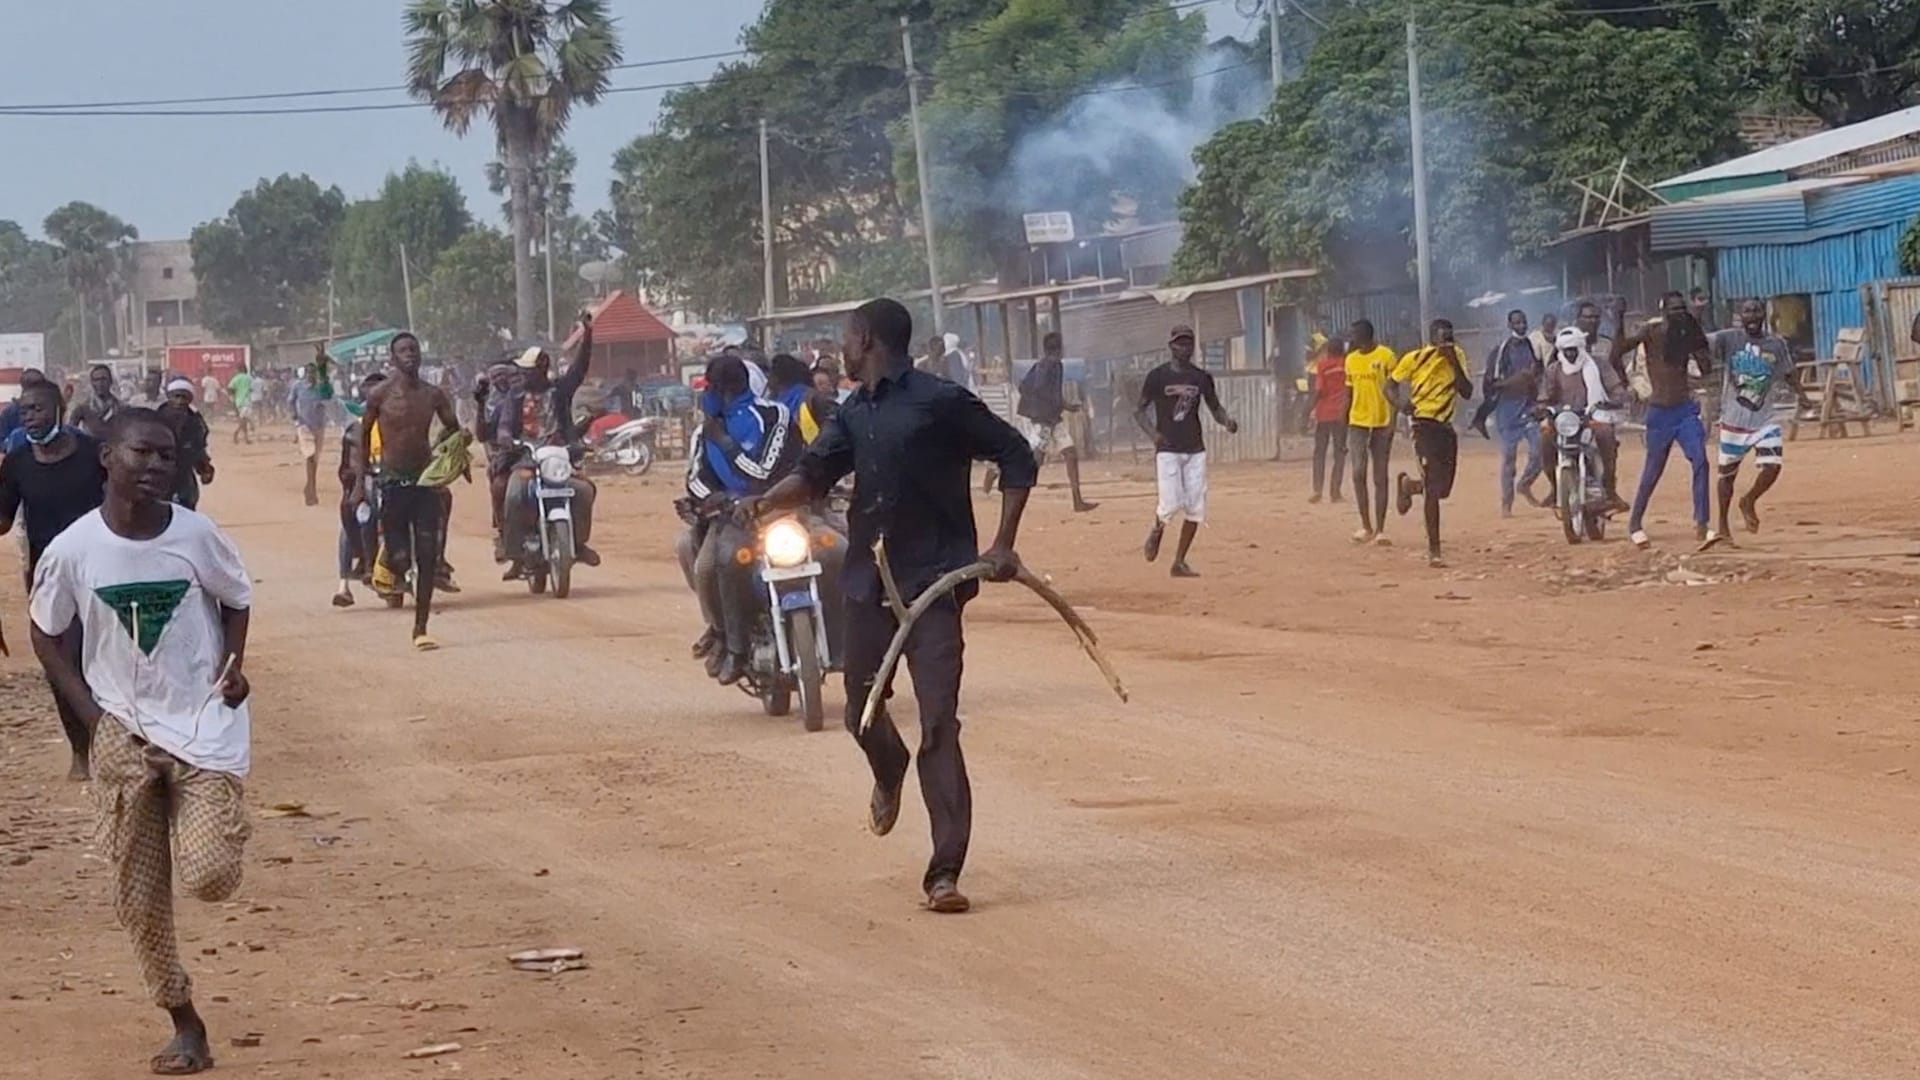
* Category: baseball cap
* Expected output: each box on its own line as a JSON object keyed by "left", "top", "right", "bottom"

{"left": 514, "top": 346, "right": 545, "bottom": 369}
{"left": 1169, "top": 325, "right": 1195, "bottom": 342}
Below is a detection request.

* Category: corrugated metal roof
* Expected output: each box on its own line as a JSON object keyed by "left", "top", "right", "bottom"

{"left": 1651, "top": 173, "right": 1920, "bottom": 252}
{"left": 1806, "top": 172, "right": 1920, "bottom": 232}
{"left": 1655, "top": 103, "right": 1920, "bottom": 190}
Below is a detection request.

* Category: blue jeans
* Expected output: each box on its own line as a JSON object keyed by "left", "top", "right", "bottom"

{"left": 1630, "top": 400, "right": 1709, "bottom": 532}
{"left": 1493, "top": 397, "right": 1541, "bottom": 511}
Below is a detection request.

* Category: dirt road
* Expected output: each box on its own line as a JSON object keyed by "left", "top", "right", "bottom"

{"left": 4, "top": 426, "right": 1920, "bottom": 1079}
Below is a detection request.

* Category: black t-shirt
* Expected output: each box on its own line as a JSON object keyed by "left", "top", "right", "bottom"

{"left": 0, "top": 434, "right": 107, "bottom": 569}
{"left": 1139, "top": 362, "right": 1220, "bottom": 455}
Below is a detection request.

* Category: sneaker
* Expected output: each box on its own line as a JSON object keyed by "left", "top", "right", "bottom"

{"left": 435, "top": 572, "right": 461, "bottom": 594}
{"left": 1372, "top": 534, "right": 1393, "bottom": 547}
{"left": 925, "top": 877, "right": 971, "bottom": 914}
{"left": 1395, "top": 473, "right": 1414, "bottom": 517}
{"left": 331, "top": 588, "right": 355, "bottom": 608}
{"left": 1427, "top": 551, "right": 1446, "bottom": 568}
{"left": 1350, "top": 527, "right": 1375, "bottom": 544}
{"left": 1630, "top": 529, "right": 1651, "bottom": 550}
{"left": 1143, "top": 522, "right": 1165, "bottom": 562}
{"left": 1170, "top": 561, "right": 1200, "bottom": 578}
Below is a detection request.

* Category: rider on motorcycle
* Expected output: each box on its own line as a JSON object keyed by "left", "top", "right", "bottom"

{"left": 682, "top": 353, "right": 802, "bottom": 685}
{"left": 1537, "top": 325, "right": 1628, "bottom": 508}
{"left": 483, "top": 311, "right": 600, "bottom": 577}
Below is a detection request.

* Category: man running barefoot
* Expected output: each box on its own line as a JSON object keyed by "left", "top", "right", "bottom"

{"left": 357, "top": 333, "right": 460, "bottom": 651}
{"left": 1620, "top": 292, "right": 1713, "bottom": 548}
{"left": 1388, "top": 319, "right": 1473, "bottom": 567}
{"left": 30, "top": 407, "right": 254, "bottom": 1076}
{"left": 1701, "top": 298, "right": 1805, "bottom": 550}
{"left": 1138, "top": 325, "right": 1237, "bottom": 577}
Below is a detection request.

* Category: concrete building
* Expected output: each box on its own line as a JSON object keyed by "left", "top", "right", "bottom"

{"left": 126, "top": 239, "right": 209, "bottom": 352}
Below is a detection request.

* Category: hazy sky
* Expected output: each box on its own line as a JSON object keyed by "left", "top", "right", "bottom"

{"left": 4, "top": 1, "right": 1245, "bottom": 242}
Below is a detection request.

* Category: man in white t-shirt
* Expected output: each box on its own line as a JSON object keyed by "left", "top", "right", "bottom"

{"left": 29, "top": 407, "right": 254, "bottom": 1076}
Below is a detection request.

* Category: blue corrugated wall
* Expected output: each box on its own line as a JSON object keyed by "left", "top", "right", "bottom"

{"left": 1715, "top": 223, "right": 1905, "bottom": 358}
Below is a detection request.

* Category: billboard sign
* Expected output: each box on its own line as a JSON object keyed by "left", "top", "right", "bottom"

{"left": 0, "top": 332, "right": 46, "bottom": 371}
{"left": 1022, "top": 211, "right": 1075, "bottom": 245}
{"left": 164, "top": 344, "right": 250, "bottom": 383}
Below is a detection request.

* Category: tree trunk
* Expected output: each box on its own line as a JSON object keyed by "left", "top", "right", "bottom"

{"left": 77, "top": 294, "right": 89, "bottom": 361}
{"left": 505, "top": 132, "right": 539, "bottom": 340}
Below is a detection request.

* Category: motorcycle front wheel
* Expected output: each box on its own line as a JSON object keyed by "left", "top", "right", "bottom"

{"left": 789, "top": 608, "right": 825, "bottom": 732}
{"left": 1558, "top": 465, "right": 1583, "bottom": 545}
{"left": 549, "top": 521, "right": 574, "bottom": 599}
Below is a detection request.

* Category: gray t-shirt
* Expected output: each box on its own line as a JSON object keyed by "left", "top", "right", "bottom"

{"left": 1710, "top": 329, "right": 1794, "bottom": 431}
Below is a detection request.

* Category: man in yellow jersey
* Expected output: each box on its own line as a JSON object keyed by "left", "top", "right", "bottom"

{"left": 1389, "top": 318, "right": 1474, "bottom": 567}
{"left": 1343, "top": 320, "right": 1397, "bottom": 545}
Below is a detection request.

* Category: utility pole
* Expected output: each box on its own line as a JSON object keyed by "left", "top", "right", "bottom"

{"left": 759, "top": 117, "right": 776, "bottom": 320}
{"left": 1268, "top": 0, "right": 1283, "bottom": 88}
{"left": 326, "top": 276, "right": 337, "bottom": 341}
{"left": 900, "top": 15, "right": 945, "bottom": 336}
{"left": 1406, "top": 12, "right": 1433, "bottom": 330}
{"left": 398, "top": 243, "right": 417, "bottom": 332}
{"left": 543, "top": 156, "right": 557, "bottom": 341}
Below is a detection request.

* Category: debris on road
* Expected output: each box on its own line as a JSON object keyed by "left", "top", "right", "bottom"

{"left": 509, "top": 947, "right": 587, "bottom": 974}
{"left": 402, "top": 1042, "right": 462, "bottom": 1059}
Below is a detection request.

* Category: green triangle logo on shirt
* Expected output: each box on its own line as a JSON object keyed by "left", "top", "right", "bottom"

{"left": 94, "top": 581, "right": 192, "bottom": 656}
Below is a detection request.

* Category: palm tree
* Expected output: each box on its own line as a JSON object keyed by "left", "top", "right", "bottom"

{"left": 42, "top": 201, "right": 138, "bottom": 359}
{"left": 404, "top": 0, "right": 621, "bottom": 339}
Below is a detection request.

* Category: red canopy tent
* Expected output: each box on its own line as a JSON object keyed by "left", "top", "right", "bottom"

{"left": 565, "top": 290, "right": 676, "bottom": 378}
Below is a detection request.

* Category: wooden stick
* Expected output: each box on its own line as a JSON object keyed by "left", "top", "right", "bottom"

{"left": 857, "top": 552, "right": 1128, "bottom": 735}
{"left": 871, "top": 539, "right": 910, "bottom": 622}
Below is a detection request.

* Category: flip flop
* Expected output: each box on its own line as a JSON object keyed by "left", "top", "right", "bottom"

{"left": 412, "top": 634, "right": 440, "bottom": 652}
{"left": 331, "top": 592, "right": 354, "bottom": 608}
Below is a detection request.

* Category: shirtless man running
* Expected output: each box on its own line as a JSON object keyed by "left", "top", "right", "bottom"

{"left": 355, "top": 333, "right": 460, "bottom": 650}
{"left": 1618, "top": 292, "right": 1712, "bottom": 549}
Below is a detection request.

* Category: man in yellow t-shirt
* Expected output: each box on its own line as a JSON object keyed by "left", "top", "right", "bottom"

{"left": 1343, "top": 319, "right": 1398, "bottom": 544}
{"left": 1388, "top": 318, "right": 1474, "bottom": 567}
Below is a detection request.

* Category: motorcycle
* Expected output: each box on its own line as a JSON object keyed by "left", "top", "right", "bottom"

{"left": 586, "top": 416, "right": 659, "bottom": 476}
{"left": 1547, "top": 403, "right": 1615, "bottom": 545}
{"left": 512, "top": 441, "right": 581, "bottom": 598}
{"left": 741, "top": 513, "right": 836, "bottom": 731}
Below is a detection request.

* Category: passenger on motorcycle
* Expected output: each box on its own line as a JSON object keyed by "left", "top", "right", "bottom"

{"left": 1537, "top": 326, "right": 1628, "bottom": 509}
{"left": 682, "top": 353, "right": 802, "bottom": 685}
{"left": 483, "top": 311, "right": 600, "bottom": 577}
{"left": 769, "top": 352, "right": 849, "bottom": 644}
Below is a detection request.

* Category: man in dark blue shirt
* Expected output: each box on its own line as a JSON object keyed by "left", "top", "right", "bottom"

{"left": 747, "top": 297, "right": 1036, "bottom": 914}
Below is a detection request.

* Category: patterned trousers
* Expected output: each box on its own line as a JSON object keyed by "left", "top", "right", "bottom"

{"left": 91, "top": 717, "right": 251, "bottom": 1008}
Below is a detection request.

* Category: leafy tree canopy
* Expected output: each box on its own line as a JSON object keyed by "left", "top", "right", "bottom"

{"left": 191, "top": 174, "right": 347, "bottom": 339}
{"left": 415, "top": 226, "right": 518, "bottom": 360}
{"left": 1172, "top": 0, "right": 1740, "bottom": 292}
{"left": 333, "top": 162, "right": 472, "bottom": 329}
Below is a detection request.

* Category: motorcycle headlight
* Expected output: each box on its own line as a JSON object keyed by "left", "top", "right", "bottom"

{"left": 763, "top": 517, "right": 812, "bottom": 568}
{"left": 1552, "top": 410, "right": 1584, "bottom": 438}
{"left": 537, "top": 453, "right": 573, "bottom": 484}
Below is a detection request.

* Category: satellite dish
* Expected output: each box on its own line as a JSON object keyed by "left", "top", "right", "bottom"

{"left": 578, "top": 260, "right": 624, "bottom": 286}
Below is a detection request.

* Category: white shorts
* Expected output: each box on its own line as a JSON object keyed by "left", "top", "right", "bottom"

{"left": 1017, "top": 416, "right": 1073, "bottom": 456}
{"left": 1155, "top": 451, "right": 1207, "bottom": 524}
{"left": 296, "top": 425, "right": 320, "bottom": 460}
{"left": 1716, "top": 422, "right": 1783, "bottom": 468}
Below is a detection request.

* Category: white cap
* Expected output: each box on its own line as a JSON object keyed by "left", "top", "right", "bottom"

{"left": 165, "top": 378, "right": 195, "bottom": 396}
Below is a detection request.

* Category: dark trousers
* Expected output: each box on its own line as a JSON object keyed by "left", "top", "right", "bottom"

{"left": 1311, "top": 418, "right": 1348, "bottom": 497}
{"left": 842, "top": 594, "right": 970, "bottom": 891}
{"left": 379, "top": 483, "right": 443, "bottom": 635}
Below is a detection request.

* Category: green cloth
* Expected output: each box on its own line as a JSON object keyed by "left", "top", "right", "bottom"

{"left": 227, "top": 370, "right": 254, "bottom": 410}
{"left": 417, "top": 430, "right": 474, "bottom": 489}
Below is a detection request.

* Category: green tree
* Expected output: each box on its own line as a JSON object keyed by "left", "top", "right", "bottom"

{"left": 0, "top": 220, "right": 82, "bottom": 368}
{"left": 415, "top": 227, "right": 518, "bottom": 359}
{"left": 487, "top": 141, "right": 603, "bottom": 329}
{"left": 404, "top": 0, "right": 622, "bottom": 339}
{"left": 1173, "top": 0, "right": 1739, "bottom": 293}
{"left": 901, "top": 0, "right": 1210, "bottom": 282}
{"left": 190, "top": 174, "right": 347, "bottom": 338}
{"left": 333, "top": 163, "right": 472, "bottom": 329}
{"left": 1722, "top": 0, "right": 1919, "bottom": 126}
{"left": 1900, "top": 214, "right": 1920, "bottom": 276}
{"left": 42, "top": 201, "right": 138, "bottom": 358}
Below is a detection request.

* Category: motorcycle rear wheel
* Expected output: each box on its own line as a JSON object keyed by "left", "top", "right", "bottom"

{"left": 790, "top": 608, "right": 825, "bottom": 732}
{"left": 623, "top": 442, "right": 654, "bottom": 477}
